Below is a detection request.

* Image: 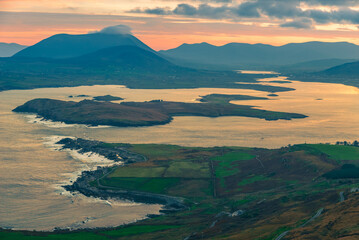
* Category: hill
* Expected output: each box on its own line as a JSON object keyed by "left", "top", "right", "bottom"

{"left": 323, "top": 60, "right": 359, "bottom": 76}
{"left": 160, "top": 41, "right": 359, "bottom": 70}
{"left": 291, "top": 59, "right": 359, "bottom": 88}
{"left": 285, "top": 192, "right": 359, "bottom": 239}
{"left": 0, "top": 43, "right": 27, "bottom": 57}
{"left": 1, "top": 142, "right": 358, "bottom": 239}
{"left": 277, "top": 58, "right": 358, "bottom": 73}
{"left": 0, "top": 45, "right": 292, "bottom": 92}
{"left": 13, "top": 32, "right": 153, "bottom": 59}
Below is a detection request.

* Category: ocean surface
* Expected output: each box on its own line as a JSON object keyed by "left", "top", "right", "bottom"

{"left": 0, "top": 76, "right": 358, "bottom": 230}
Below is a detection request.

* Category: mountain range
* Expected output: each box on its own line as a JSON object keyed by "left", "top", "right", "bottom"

{"left": 160, "top": 41, "right": 359, "bottom": 70}
{"left": 0, "top": 43, "right": 27, "bottom": 57}
{"left": 0, "top": 29, "right": 359, "bottom": 91}
{"left": 0, "top": 32, "right": 265, "bottom": 91}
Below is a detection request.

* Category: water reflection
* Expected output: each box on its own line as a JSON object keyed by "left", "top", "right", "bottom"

{"left": 0, "top": 76, "right": 358, "bottom": 230}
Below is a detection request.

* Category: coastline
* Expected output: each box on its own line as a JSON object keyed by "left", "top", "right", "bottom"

{"left": 54, "top": 137, "right": 187, "bottom": 214}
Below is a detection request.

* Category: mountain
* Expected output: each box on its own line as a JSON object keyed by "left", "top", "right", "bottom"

{"left": 323, "top": 60, "right": 359, "bottom": 76}
{"left": 160, "top": 41, "right": 359, "bottom": 69}
{"left": 13, "top": 32, "right": 153, "bottom": 59}
{"left": 0, "top": 45, "right": 291, "bottom": 92}
{"left": 277, "top": 58, "right": 358, "bottom": 73}
{"left": 0, "top": 43, "right": 27, "bottom": 57}
{"left": 65, "top": 45, "right": 175, "bottom": 72}
{"left": 1, "top": 45, "right": 180, "bottom": 76}
{"left": 290, "top": 59, "right": 359, "bottom": 89}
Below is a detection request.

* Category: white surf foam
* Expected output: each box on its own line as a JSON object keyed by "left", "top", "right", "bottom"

{"left": 25, "top": 114, "right": 111, "bottom": 128}
{"left": 42, "top": 136, "right": 125, "bottom": 203}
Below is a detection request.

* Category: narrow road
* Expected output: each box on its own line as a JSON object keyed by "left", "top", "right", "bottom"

{"left": 275, "top": 230, "right": 289, "bottom": 240}
{"left": 275, "top": 190, "right": 345, "bottom": 239}
{"left": 255, "top": 155, "right": 265, "bottom": 169}
{"left": 275, "top": 208, "right": 324, "bottom": 240}
{"left": 299, "top": 208, "right": 324, "bottom": 228}
{"left": 339, "top": 191, "right": 345, "bottom": 202}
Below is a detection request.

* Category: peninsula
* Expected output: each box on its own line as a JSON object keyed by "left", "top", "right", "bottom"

{"left": 13, "top": 94, "right": 307, "bottom": 127}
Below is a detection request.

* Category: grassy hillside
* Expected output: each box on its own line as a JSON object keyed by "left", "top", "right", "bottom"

{"left": 2, "top": 142, "right": 358, "bottom": 239}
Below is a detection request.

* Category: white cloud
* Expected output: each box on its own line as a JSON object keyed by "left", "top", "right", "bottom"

{"left": 90, "top": 25, "right": 132, "bottom": 34}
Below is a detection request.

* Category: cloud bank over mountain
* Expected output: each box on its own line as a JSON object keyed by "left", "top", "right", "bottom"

{"left": 89, "top": 25, "right": 133, "bottom": 35}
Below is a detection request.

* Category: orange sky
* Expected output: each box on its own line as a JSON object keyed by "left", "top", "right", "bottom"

{"left": 1, "top": 0, "right": 359, "bottom": 50}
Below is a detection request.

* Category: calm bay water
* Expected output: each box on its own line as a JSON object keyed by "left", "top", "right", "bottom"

{"left": 0, "top": 76, "right": 358, "bottom": 230}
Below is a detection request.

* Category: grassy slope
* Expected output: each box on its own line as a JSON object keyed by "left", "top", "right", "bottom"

{"left": 2, "top": 143, "right": 359, "bottom": 239}
{"left": 285, "top": 193, "right": 359, "bottom": 239}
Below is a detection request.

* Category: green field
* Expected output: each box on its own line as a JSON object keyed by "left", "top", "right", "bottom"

{"left": 109, "top": 167, "right": 166, "bottom": 178}
{"left": 211, "top": 151, "right": 255, "bottom": 188}
{"left": 164, "top": 161, "right": 210, "bottom": 178}
{"left": 100, "top": 177, "right": 180, "bottom": 194}
{"left": 101, "top": 225, "right": 182, "bottom": 238}
{"left": 0, "top": 232, "right": 108, "bottom": 240}
{"left": 130, "top": 144, "right": 184, "bottom": 159}
{"left": 0, "top": 225, "right": 182, "bottom": 240}
{"left": 306, "top": 144, "right": 359, "bottom": 161}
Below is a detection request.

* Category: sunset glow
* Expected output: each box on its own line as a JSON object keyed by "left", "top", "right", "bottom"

{"left": 1, "top": 0, "right": 359, "bottom": 50}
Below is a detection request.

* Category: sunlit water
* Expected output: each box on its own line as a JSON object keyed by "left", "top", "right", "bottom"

{"left": 236, "top": 70, "right": 279, "bottom": 74}
{"left": 0, "top": 76, "right": 358, "bottom": 230}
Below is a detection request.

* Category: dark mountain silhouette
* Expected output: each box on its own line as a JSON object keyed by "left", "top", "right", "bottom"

{"left": 64, "top": 45, "right": 176, "bottom": 72}
{"left": 160, "top": 41, "right": 359, "bottom": 69}
{"left": 13, "top": 32, "right": 153, "bottom": 59}
{"left": 290, "top": 59, "right": 359, "bottom": 89}
{"left": 323, "top": 60, "right": 359, "bottom": 76}
{"left": 0, "top": 43, "right": 27, "bottom": 57}
{"left": 1, "top": 45, "right": 181, "bottom": 76}
{"left": 277, "top": 58, "right": 358, "bottom": 73}
{"left": 0, "top": 45, "right": 291, "bottom": 92}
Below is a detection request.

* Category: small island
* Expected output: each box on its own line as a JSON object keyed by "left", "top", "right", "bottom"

{"left": 92, "top": 95, "right": 124, "bottom": 102}
{"left": 198, "top": 93, "right": 267, "bottom": 104}
{"left": 69, "top": 94, "right": 91, "bottom": 98}
{"left": 13, "top": 94, "right": 307, "bottom": 127}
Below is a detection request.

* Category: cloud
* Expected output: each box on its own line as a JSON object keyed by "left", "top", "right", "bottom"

{"left": 174, "top": 4, "right": 198, "bottom": 16}
{"left": 304, "top": 0, "right": 359, "bottom": 6}
{"left": 195, "top": 0, "right": 232, "bottom": 2}
{"left": 130, "top": 0, "right": 359, "bottom": 27}
{"left": 280, "top": 18, "right": 313, "bottom": 29}
{"left": 91, "top": 25, "right": 132, "bottom": 34}
{"left": 235, "top": 1, "right": 261, "bottom": 18}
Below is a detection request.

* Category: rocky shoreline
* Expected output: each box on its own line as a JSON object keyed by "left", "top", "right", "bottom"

{"left": 58, "top": 138, "right": 187, "bottom": 212}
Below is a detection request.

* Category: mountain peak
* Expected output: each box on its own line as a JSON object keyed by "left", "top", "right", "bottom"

{"left": 13, "top": 27, "right": 153, "bottom": 59}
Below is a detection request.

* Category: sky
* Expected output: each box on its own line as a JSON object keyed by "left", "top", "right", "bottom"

{"left": 1, "top": 0, "right": 359, "bottom": 50}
